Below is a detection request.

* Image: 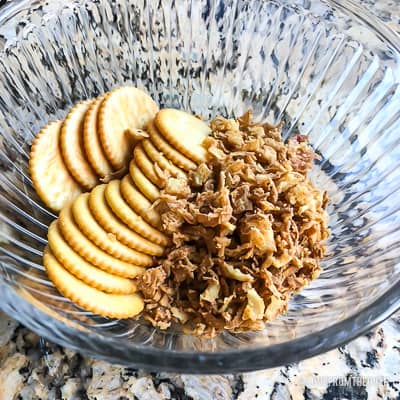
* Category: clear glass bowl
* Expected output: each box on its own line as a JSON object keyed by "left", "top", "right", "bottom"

{"left": 0, "top": 0, "right": 399, "bottom": 373}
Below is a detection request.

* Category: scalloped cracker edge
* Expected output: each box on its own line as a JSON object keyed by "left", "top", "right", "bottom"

{"left": 29, "top": 120, "right": 82, "bottom": 211}
{"left": 44, "top": 247, "right": 144, "bottom": 319}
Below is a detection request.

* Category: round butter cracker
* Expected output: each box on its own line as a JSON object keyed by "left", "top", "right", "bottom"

{"left": 60, "top": 100, "right": 99, "bottom": 190}
{"left": 120, "top": 175, "right": 162, "bottom": 229}
{"left": 48, "top": 221, "right": 137, "bottom": 294}
{"left": 89, "top": 184, "right": 164, "bottom": 256}
{"left": 72, "top": 193, "right": 153, "bottom": 266}
{"left": 29, "top": 121, "right": 82, "bottom": 211}
{"left": 104, "top": 180, "right": 169, "bottom": 246}
{"left": 142, "top": 139, "right": 186, "bottom": 179}
{"left": 44, "top": 247, "right": 144, "bottom": 319}
{"left": 133, "top": 143, "right": 165, "bottom": 188}
{"left": 147, "top": 120, "right": 197, "bottom": 171}
{"left": 58, "top": 204, "right": 146, "bottom": 278}
{"left": 129, "top": 160, "right": 160, "bottom": 202}
{"left": 155, "top": 109, "right": 210, "bottom": 163}
{"left": 83, "top": 95, "right": 114, "bottom": 179}
{"left": 98, "top": 86, "right": 158, "bottom": 170}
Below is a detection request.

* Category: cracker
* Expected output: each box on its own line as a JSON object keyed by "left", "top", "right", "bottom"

{"left": 129, "top": 159, "right": 160, "bottom": 202}
{"left": 120, "top": 175, "right": 162, "bottom": 229}
{"left": 58, "top": 204, "right": 146, "bottom": 278}
{"left": 89, "top": 184, "right": 164, "bottom": 256}
{"left": 60, "top": 100, "right": 99, "bottom": 190}
{"left": 142, "top": 138, "right": 186, "bottom": 179}
{"left": 71, "top": 193, "right": 153, "bottom": 266}
{"left": 133, "top": 143, "right": 165, "bottom": 188}
{"left": 147, "top": 120, "right": 197, "bottom": 171}
{"left": 155, "top": 109, "right": 210, "bottom": 163}
{"left": 44, "top": 248, "right": 144, "bottom": 319}
{"left": 104, "top": 180, "right": 169, "bottom": 246}
{"left": 29, "top": 121, "right": 82, "bottom": 211}
{"left": 83, "top": 96, "right": 114, "bottom": 179}
{"left": 48, "top": 221, "right": 137, "bottom": 294}
{"left": 98, "top": 86, "right": 158, "bottom": 170}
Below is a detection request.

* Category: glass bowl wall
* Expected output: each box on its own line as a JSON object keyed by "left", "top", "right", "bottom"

{"left": 0, "top": 0, "right": 399, "bottom": 373}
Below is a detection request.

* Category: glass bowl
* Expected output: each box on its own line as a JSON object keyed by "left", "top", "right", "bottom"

{"left": 0, "top": 0, "right": 399, "bottom": 373}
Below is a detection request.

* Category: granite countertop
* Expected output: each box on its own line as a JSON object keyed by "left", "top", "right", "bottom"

{"left": 0, "top": 1, "right": 400, "bottom": 400}
{"left": 0, "top": 310, "right": 399, "bottom": 400}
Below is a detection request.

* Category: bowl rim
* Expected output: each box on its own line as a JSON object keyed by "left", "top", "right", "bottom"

{"left": 0, "top": 0, "right": 399, "bottom": 373}
{"left": 1, "top": 279, "right": 399, "bottom": 373}
{"left": 330, "top": 0, "right": 400, "bottom": 52}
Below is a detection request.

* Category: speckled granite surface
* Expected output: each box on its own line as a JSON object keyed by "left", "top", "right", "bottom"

{"left": 0, "top": 1, "right": 400, "bottom": 399}
{"left": 0, "top": 310, "right": 399, "bottom": 399}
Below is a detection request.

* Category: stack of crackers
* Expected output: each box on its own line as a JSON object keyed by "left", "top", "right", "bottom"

{"left": 29, "top": 86, "right": 210, "bottom": 319}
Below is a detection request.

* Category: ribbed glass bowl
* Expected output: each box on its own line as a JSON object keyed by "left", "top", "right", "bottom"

{"left": 0, "top": 0, "right": 399, "bottom": 373}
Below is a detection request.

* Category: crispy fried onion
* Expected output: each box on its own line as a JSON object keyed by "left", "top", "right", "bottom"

{"left": 137, "top": 111, "right": 329, "bottom": 338}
